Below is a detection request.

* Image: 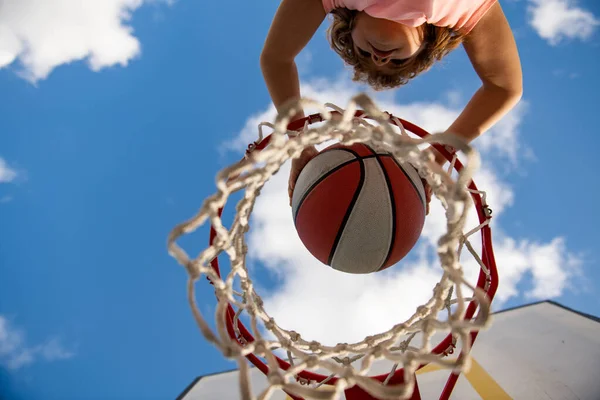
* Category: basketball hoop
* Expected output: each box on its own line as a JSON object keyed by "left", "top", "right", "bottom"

{"left": 168, "top": 94, "right": 499, "bottom": 400}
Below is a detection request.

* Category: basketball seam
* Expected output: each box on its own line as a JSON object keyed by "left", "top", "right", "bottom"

{"left": 327, "top": 157, "right": 366, "bottom": 267}
{"left": 303, "top": 145, "right": 395, "bottom": 162}
{"left": 389, "top": 156, "right": 426, "bottom": 209}
{"left": 293, "top": 149, "right": 362, "bottom": 223}
{"left": 373, "top": 156, "right": 396, "bottom": 271}
{"left": 318, "top": 147, "right": 360, "bottom": 157}
{"left": 363, "top": 144, "right": 378, "bottom": 156}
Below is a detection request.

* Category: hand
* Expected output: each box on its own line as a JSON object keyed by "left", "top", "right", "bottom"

{"left": 288, "top": 145, "right": 319, "bottom": 206}
{"left": 427, "top": 145, "right": 456, "bottom": 167}
{"left": 421, "top": 140, "right": 459, "bottom": 215}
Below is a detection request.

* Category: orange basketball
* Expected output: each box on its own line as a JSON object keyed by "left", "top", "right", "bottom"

{"left": 291, "top": 143, "right": 426, "bottom": 274}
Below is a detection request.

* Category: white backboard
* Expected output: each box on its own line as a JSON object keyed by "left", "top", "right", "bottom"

{"left": 177, "top": 301, "right": 600, "bottom": 400}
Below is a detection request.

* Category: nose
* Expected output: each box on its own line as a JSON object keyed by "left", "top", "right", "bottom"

{"left": 370, "top": 45, "right": 394, "bottom": 66}
{"left": 371, "top": 53, "right": 390, "bottom": 66}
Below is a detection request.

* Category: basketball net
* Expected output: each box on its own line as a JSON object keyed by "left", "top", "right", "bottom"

{"left": 167, "top": 94, "right": 498, "bottom": 400}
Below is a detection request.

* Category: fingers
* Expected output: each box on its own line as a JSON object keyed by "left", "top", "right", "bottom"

{"left": 288, "top": 169, "right": 299, "bottom": 206}
{"left": 288, "top": 183, "right": 294, "bottom": 206}
{"left": 288, "top": 168, "right": 298, "bottom": 206}
{"left": 421, "top": 178, "right": 432, "bottom": 216}
{"left": 288, "top": 148, "right": 316, "bottom": 206}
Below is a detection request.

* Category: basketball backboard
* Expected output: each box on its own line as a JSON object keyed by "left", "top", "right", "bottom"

{"left": 177, "top": 301, "right": 600, "bottom": 400}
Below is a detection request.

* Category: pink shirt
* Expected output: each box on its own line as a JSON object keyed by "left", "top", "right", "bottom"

{"left": 322, "top": 0, "right": 497, "bottom": 33}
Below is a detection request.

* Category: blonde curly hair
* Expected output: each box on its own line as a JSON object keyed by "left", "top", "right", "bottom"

{"left": 327, "top": 9, "right": 467, "bottom": 90}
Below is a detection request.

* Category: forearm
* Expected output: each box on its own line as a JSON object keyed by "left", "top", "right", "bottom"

{"left": 261, "top": 56, "right": 314, "bottom": 157}
{"left": 447, "top": 84, "right": 522, "bottom": 143}
{"left": 260, "top": 56, "right": 305, "bottom": 121}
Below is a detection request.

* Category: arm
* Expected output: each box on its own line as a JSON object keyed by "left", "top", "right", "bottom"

{"left": 261, "top": 0, "right": 327, "bottom": 202}
{"left": 444, "top": 2, "right": 523, "bottom": 149}
{"left": 260, "top": 0, "right": 327, "bottom": 119}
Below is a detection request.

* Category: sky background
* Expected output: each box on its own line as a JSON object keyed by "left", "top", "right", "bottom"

{"left": 1, "top": 0, "right": 599, "bottom": 399}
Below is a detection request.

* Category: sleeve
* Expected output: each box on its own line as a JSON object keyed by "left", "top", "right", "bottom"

{"left": 321, "top": 0, "right": 336, "bottom": 13}
{"left": 461, "top": 0, "right": 497, "bottom": 34}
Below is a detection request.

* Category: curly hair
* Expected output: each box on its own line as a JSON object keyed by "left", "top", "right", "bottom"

{"left": 327, "top": 9, "right": 467, "bottom": 90}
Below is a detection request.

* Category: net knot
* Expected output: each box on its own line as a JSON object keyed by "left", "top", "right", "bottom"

{"left": 268, "top": 373, "right": 285, "bottom": 387}
{"left": 309, "top": 341, "right": 320, "bottom": 352}
{"left": 333, "top": 343, "right": 349, "bottom": 353}
{"left": 371, "top": 345, "right": 384, "bottom": 359}
{"left": 392, "top": 322, "right": 408, "bottom": 333}
{"left": 223, "top": 343, "right": 241, "bottom": 359}
{"left": 265, "top": 318, "right": 275, "bottom": 330}
{"left": 416, "top": 306, "right": 430, "bottom": 318}
{"left": 214, "top": 287, "right": 229, "bottom": 300}
{"left": 306, "top": 355, "right": 320, "bottom": 368}
{"left": 253, "top": 341, "right": 267, "bottom": 355}
{"left": 397, "top": 339, "right": 410, "bottom": 352}
{"left": 213, "top": 237, "right": 227, "bottom": 249}
{"left": 444, "top": 297, "right": 452, "bottom": 310}
{"left": 184, "top": 260, "right": 200, "bottom": 280}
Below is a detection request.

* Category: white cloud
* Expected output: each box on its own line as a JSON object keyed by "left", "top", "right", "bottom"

{"left": 553, "top": 69, "right": 582, "bottom": 79}
{"left": 0, "top": 157, "right": 17, "bottom": 183}
{"left": 444, "top": 90, "right": 463, "bottom": 108}
{"left": 476, "top": 101, "right": 529, "bottom": 165}
{"left": 528, "top": 0, "right": 600, "bottom": 45}
{"left": 38, "top": 337, "right": 75, "bottom": 361}
{"left": 217, "top": 76, "right": 580, "bottom": 348}
{"left": 0, "top": 316, "right": 74, "bottom": 370}
{"left": 0, "top": 0, "right": 172, "bottom": 82}
{"left": 296, "top": 50, "right": 314, "bottom": 77}
{"left": 490, "top": 237, "right": 581, "bottom": 302}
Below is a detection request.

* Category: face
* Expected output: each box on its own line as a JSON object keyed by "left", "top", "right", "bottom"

{"left": 351, "top": 12, "right": 423, "bottom": 71}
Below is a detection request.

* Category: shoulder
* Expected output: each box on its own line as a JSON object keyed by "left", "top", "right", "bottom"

{"left": 322, "top": 0, "right": 347, "bottom": 14}
{"left": 454, "top": 0, "right": 498, "bottom": 34}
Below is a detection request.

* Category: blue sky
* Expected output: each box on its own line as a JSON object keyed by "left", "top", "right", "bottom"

{"left": 1, "top": 0, "right": 599, "bottom": 399}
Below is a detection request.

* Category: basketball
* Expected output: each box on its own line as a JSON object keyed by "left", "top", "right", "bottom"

{"left": 291, "top": 143, "right": 426, "bottom": 274}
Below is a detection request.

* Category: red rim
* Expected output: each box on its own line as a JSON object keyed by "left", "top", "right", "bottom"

{"left": 208, "top": 111, "right": 499, "bottom": 400}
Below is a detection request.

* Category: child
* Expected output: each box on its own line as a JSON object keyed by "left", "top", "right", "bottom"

{"left": 260, "top": 0, "right": 523, "bottom": 205}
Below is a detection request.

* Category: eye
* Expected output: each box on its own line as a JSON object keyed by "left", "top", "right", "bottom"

{"left": 391, "top": 58, "right": 407, "bottom": 65}
{"left": 357, "top": 48, "right": 371, "bottom": 58}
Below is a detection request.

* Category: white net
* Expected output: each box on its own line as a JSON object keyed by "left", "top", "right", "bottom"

{"left": 167, "top": 94, "right": 496, "bottom": 400}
